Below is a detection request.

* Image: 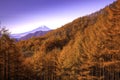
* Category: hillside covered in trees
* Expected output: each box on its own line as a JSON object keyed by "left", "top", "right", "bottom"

{"left": 0, "top": 0, "right": 120, "bottom": 80}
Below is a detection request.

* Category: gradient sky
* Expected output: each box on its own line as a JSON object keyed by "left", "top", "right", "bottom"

{"left": 0, "top": 0, "right": 115, "bottom": 34}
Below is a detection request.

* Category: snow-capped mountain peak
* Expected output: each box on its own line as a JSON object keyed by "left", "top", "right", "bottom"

{"left": 31, "top": 26, "right": 50, "bottom": 33}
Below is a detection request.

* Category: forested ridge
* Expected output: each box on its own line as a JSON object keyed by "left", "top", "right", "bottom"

{"left": 0, "top": 0, "right": 120, "bottom": 80}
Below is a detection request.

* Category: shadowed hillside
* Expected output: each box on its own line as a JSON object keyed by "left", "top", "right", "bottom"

{"left": 3, "top": 0, "right": 119, "bottom": 80}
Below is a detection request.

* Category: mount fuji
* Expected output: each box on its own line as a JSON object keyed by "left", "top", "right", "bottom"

{"left": 10, "top": 26, "right": 51, "bottom": 39}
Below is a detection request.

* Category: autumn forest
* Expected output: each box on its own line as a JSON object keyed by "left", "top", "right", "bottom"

{"left": 0, "top": 0, "right": 120, "bottom": 80}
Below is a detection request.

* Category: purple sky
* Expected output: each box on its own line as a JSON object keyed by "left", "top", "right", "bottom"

{"left": 0, "top": 0, "right": 115, "bottom": 33}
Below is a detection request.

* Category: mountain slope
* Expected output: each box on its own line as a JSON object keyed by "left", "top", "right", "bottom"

{"left": 17, "top": 0, "right": 120, "bottom": 80}
{"left": 19, "top": 30, "right": 50, "bottom": 40}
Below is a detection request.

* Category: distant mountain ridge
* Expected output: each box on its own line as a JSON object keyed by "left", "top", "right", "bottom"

{"left": 19, "top": 30, "right": 50, "bottom": 40}
{"left": 10, "top": 26, "right": 51, "bottom": 39}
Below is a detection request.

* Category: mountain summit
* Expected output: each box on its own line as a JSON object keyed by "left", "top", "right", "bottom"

{"left": 29, "top": 25, "right": 51, "bottom": 33}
